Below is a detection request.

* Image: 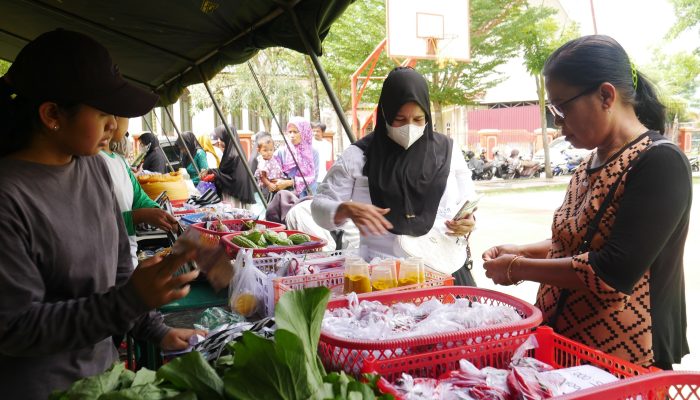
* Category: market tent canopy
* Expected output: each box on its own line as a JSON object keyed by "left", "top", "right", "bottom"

{"left": 0, "top": 0, "right": 353, "bottom": 105}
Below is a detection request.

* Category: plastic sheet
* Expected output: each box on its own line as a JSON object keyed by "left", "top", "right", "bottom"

{"left": 322, "top": 296, "right": 522, "bottom": 341}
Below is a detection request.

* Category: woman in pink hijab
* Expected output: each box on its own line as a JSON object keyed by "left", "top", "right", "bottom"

{"left": 274, "top": 116, "right": 319, "bottom": 197}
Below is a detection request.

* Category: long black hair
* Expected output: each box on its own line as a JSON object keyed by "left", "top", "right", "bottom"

{"left": 0, "top": 79, "right": 79, "bottom": 157}
{"left": 543, "top": 35, "right": 666, "bottom": 134}
{"left": 179, "top": 131, "right": 201, "bottom": 167}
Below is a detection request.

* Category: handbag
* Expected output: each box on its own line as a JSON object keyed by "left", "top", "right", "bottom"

{"left": 397, "top": 227, "right": 467, "bottom": 275}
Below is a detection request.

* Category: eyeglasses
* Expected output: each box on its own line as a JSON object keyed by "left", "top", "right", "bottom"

{"left": 546, "top": 85, "right": 600, "bottom": 120}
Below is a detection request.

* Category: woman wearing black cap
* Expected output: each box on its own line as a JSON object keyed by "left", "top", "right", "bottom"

{"left": 0, "top": 29, "right": 201, "bottom": 398}
{"left": 311, "top": 67, "right": 478, "bottom": 284}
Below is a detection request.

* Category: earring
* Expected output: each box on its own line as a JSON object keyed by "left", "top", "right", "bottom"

{"left": 53, "top": 125, "right": 59, "bottom": 131}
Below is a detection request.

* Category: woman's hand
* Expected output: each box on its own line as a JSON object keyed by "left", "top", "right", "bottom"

{"left": 335, "top": 202, "right": 393, "bottom": 236}
{"left": 483, "top": 254, "right": 519, "bottom": 286}
{"left": 445, "top": 213, "right": 476, "bottom": 236}
{"left": 199, "top": 170, "right": 209, "bottom": 179}
{"left": 132, "top": 208, "right": 179, "bottom": 232}
{"left": 482, "top": 244, "right": 522, "bottom": 261}
{"left": 129, "top": 252, "right": 200, "bottom": 310}
{"left": 160, "top": 328, "right": 208, "bottom": 351}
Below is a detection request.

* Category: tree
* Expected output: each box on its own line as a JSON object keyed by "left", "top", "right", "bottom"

{"left": 416, "top": 0, "right": 560, "bottom": 131}
{"left": 641, "top": 49, "right": 700, "bottom": 140}
{"left": 667, "top": 0, "right": 700, "bottom": 41}
{"left": 320, "top": 0, "right": 558, "bottom": 132}
{"left": 320, "top": 0, "right": 394, "bottom": 111}
{"left": 520, "top": 9, "right": 579, "bottom": 178}
{"left": 189, "top": 48, "right": 311, "bottom": 133}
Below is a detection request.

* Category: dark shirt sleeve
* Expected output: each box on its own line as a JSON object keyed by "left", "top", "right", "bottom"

{"left": 0, "top": 200, "right": 152, "bottom": 357}
{"left": 112, "top": 200, "right": 170, "bottom": 344}
{"left": 587, "top": 145, "right": 692, "bottom": 294}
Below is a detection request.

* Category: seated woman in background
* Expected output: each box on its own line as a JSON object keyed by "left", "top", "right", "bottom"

{"left": 274, "top": 116, "right": 319, "bottom": 198}
{"left": 138, "top": 131, "right": 170, "bottom": 174}
{"left": 202, "top": 124, "right": 257, "bottom": 207}
{"left": 179, "top": 131, "right": 208, "bottom": 185}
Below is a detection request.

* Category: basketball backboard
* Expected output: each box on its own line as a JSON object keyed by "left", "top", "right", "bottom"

{"left": 386, "top": 0, "right": 470, "bottom": 62}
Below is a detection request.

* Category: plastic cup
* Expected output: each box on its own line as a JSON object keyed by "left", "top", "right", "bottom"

{"left": 343, "top": 256, "right": 371, "bottom": 294}
{"left": 398, "top": 258, "right": 421, "bottom": 287}
{"left": 371, "top": 259, "right": 398, "bottom": 291}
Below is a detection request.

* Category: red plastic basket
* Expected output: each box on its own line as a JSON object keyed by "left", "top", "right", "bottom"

{"left": 319, "top": 286, "right": 542, "bottom": 377}
{"left": 557, "top": 370, "right": 700, "bottom": 399}
{"left": 191, "top": 219, "right": 286, "bottom": 239}
{"left": 365, "top": 326, "right": 662, "bottom": 399}
{"left": 221, "top": 230, "right": 327, "bottom": 258}
{"left": 273, "top": 267, "right": 454, "bottom": 303}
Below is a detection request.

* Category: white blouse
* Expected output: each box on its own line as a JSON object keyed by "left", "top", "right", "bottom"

{"left": 311, "top": 143, "right": 476, "bottom": 258}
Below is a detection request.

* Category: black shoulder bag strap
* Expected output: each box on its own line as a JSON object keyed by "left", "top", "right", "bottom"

{"left": 546, "top": 139, "right": 673, "bottom": 327}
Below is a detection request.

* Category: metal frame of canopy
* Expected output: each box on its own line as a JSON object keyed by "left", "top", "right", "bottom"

{"left": 0, "top": 0, "right": 358, "bottom": 209}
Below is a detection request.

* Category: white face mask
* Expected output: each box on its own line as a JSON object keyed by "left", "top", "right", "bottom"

{"left": 385, "top": 122, "right": 426, "bottom": 149}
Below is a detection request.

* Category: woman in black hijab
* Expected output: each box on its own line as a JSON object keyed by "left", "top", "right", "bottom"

{"left": 203, "top": 125, "right": 256, "bottom": 206}
{"left": 138, "top": 131, "right": 169, "bottom": 174}
{"left": 311, "top": 67, "right": 478, "bottom": 285}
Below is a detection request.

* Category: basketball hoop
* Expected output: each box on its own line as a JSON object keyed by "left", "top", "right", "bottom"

{"left": 386, "top": 0, "right": 470, "bottom": 63}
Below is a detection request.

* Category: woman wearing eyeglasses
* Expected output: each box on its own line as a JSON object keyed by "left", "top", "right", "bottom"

{"left": 483, "top": 35, "right": 692, "bottom": 369}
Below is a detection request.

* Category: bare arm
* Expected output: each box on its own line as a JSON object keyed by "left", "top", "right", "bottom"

{"left": 482, "top": 239, "right": 552, "bottom": 261}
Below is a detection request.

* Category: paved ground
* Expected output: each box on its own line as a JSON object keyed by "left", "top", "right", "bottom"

{"left": 470, "top": 174, "right": 700, "bottom": 371}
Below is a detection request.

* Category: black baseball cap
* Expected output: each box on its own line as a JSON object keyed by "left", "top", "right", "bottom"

{"left": 5, "top": 29, "right": 158, "bottom": 118}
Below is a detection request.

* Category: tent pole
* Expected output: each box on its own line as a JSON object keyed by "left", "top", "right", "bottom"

{"left": 246, "top": 61, "right": 311, "bottom": 196}
{"left": 141, "top": 116, "right": 176, "bottom": 173}
{"left": 286, "top": 7, "right": 356, "bottom": 144}
{"left": 162, "top": 106, "right": 200, "bottom": 176}
{"left": 198, "top": 66, "right": 268, "bottom": 208}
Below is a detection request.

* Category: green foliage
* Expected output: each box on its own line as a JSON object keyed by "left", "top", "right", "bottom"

{"left": 319, "top": 0, "right": 560, "bottom": 131}
{"left": 320, "top": 0, "right": 394, "bottom": 110}
{"left": 418, "top": 0, "right": 557, "bottom": 107}
{"left": 188, "top": 48, "right": 311, "bottom": 131}
{"left": 50, "top": 288, "right": 389, "bottom": 400}
{"left": 156, "top": 351, "right": 224, "bottom": 399}
{"left": 642, "top": 49, "right": 700, "bottom": 121}
{"left": 667, "top": 0, "right": 700, "bottom": 39}
{"left": 0, "top": 60, "right": 10, "bottom": 75}
{"left": 223, "top": 286, "right": 331, "bottom": 400}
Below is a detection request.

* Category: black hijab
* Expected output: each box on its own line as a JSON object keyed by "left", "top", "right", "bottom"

{"left": 354, "top": 67, "right": 453, "bottom": 236}
{"left": 179, "top": 131, "right": 201, "bottom": 167}
{"left": 212, "top": 125, "right": 256, "bottom": 204}
{"left": 139, "top": 131, "right": 169, "bottom": 174}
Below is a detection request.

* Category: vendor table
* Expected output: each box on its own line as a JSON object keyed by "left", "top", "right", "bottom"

{"left": 130, "top": 279, "right": 228, "bottom": 370}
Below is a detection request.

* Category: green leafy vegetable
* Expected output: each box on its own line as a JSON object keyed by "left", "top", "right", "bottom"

{"left": 224, "top": 330, "right": 315, "bottom": 400}
{"left": 156, "top": 351, "right": 224, "bottom": 400}
{"left": 131, "top": 368, "right": 157, "bottom": 387}
{"left": 98, "top": 383, "right": 180, "bottom": 400}
{"left": 50, "top": 363, "right": 126, "bottom": 399}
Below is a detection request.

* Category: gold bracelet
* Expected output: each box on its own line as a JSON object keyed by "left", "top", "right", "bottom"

{"left": 506, "top": 255, "right": 524, "bottom": 285}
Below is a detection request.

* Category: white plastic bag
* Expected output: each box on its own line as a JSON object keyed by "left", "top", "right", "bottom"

{"left": 228, "top": 249, "right": 267, "bottom": 318}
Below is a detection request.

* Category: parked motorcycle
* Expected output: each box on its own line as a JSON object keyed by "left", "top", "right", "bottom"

{"left": 465, "top": 150, "right": 494, "bottom": 180}
{"left": 504, "top": 150, "right": 542, "bottom": 179}
{"left": 689, "top": 155, "right": 699, "bottom": 172}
